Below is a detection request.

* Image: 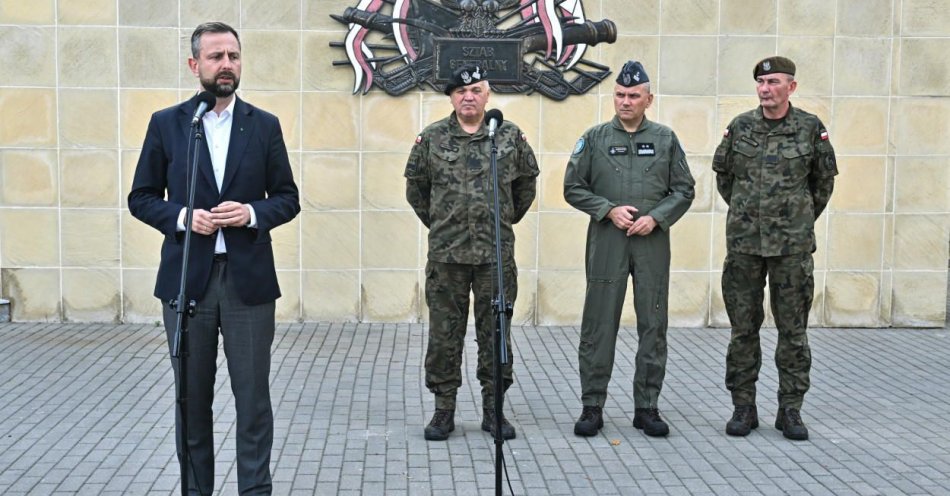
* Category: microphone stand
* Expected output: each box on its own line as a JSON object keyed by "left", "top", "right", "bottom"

{"left": 170, "top": 119, "right": 203, "bottom": 496}
{"left": 487, "top": 126, "right": 512, "bottom": 496}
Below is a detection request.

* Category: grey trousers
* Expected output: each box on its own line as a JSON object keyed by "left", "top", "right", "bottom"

{"left": 163, "top": 258, "right": 275, "bottom": 495}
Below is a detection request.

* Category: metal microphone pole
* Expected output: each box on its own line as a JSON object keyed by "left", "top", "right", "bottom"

{"left": 487, "top": 122, "right": 511, "bottom": 496}
{"left": 171, "top": 119, "right": 203, "bottom": 496}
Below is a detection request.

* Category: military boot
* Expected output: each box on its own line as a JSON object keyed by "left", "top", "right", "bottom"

{"left": 725, "top": 405, "right": 759, "bottom": 436}
{"left": 775, "top": 407, "right": 808, "bottom": 440}
{"left": 424, "top": 409, "right": 455, "bottom": 441}
{"left": 633, "top": 408, "right": 670, "bottom": 437}
{"left": 574, "top": 406, "right": 604, "bottom": 437}
{"left": 481, "top": 408, "right": 516, "bottom": 440}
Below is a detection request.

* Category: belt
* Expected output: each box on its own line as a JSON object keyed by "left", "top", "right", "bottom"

{"left": 213, "top": 253, "right": 228, "bottom": 262}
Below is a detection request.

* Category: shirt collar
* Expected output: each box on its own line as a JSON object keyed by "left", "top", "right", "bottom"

{"left": 205, "top": 95, "right": 236, "bottom": 121}
{"left": 611, "top": 114, "right": 652, "bottom": 134}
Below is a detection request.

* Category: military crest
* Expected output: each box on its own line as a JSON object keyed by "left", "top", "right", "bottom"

{"left": 330, "top": 0, "right": 617, "bottom": 100}
{"left": 762, "top": 60, "right": 771, "bottom": 71}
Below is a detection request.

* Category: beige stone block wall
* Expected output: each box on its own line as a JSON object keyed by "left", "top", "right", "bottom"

{"left": 0, "top": 0, "right": 945, "bottom": 326}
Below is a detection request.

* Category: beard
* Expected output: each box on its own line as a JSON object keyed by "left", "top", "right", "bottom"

{"left": 200, "top": 71, "right": 240, "bottom": 98}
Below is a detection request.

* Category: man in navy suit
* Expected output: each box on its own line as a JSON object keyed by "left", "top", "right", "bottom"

{"left": 128, "top": 22, "right": 299, "bottom": 495}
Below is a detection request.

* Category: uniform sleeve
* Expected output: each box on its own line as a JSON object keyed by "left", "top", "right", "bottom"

{"left": 649, "top": 132, "right": 695, "bottom": 231}
{"left": 712, "top": 122, "right": 735, "bottom": 205}
{"left": 510, "top": 135, "right": 539, "bottom": 224}
{"left": 563, "top": 132, "right": 615, "bottom": 221}
{"left": 809, "top": 121, "right": 837, "bottom": 219}
{"left": 405, "top": 135, "right": 432, "bottom": 228}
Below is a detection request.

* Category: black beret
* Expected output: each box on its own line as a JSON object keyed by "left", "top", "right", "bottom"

{"left": 616, "top": 60, "right": 649, "bottom": 87}
{"left": 443, "top": 64, "right": 487, "bottom": 95}
{"left": 753, "top": 56, "right": 796, "bottom": 79}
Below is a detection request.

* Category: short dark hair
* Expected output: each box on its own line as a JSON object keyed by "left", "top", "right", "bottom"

{"left": 190, "top": 22, "right": 241, "bottom": 58}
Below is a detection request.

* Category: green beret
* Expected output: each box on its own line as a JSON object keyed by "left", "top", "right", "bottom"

{"left": 753, "top": 56, "right": 796, "bottom": 79}
{"left": 444, "top": 64, "right": 487, "bottom": 95}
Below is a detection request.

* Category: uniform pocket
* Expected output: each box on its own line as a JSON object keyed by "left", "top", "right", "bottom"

{"left": 431, "top": 149, "right": 460, "bottom": 185}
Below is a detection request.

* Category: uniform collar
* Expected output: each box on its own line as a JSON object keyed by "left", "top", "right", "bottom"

{"left": 611, "top": 114, "right": 653, "bottom": 134}
{"left": 754, "top": 102, "right": 798, "bottom": 134}
{"left": 448, "top": 111, "right": 487, "bottom": 138}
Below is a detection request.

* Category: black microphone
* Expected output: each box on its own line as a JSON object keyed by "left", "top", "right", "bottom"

{"left": 485, "top": 109, "right": 504, "bottom": 138}
{"left": 191, "top": 91, "right": 217, "bottom": 126}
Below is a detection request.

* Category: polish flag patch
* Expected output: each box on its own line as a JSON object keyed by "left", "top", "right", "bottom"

{"left": 415, "top": 135, "right": 423, "bottom": 144}
{"left": 820, "top": 130, "right": 829, "bottom": 141}
{"left": 723, "top": 128, "right": 730, "bottom": 138}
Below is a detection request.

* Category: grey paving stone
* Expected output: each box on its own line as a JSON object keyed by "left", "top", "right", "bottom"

{"left": 1, "top": 323, "right": 950, "bottom": 495}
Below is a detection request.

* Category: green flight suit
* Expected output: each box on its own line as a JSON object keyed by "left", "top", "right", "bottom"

{"left": 712, "top": 104, "right": 837, "bottom": 409}
{"left": 405, "top": 111, "right": 539, "bottom": 411}
{"left": 564, "top": 115, "right": 695, "bottom": 409}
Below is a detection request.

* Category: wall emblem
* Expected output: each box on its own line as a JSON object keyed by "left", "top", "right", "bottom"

{"left": 330, "top": 0, "right": 617, "bottom": 100}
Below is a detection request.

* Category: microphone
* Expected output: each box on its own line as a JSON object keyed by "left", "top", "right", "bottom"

{"left": 485, "top": 109, "right": 504, "bottom": 138}
{"left": 191, "top": 91, "right": 217, "bottom": 126}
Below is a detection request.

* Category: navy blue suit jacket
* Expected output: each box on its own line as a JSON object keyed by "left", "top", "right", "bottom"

{"left": 128, "top": 95, "right": 300, "bottom": 306}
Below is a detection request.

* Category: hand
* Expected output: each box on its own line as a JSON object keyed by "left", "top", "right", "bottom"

{"left": 190, "top": 209, "right": 218, "bottom": 236}
{"left": 607, "top": 205, "right": 638, "bottom": 230}
{"left": 627, "top": 215, "right": 657, "bottom": 236}
{"left": 210, "top": 201, "right": 250, "bottom": 228}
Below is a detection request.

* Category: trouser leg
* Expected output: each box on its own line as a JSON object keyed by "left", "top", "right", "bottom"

{"left": 217, "top": 260, "right": 276, "bottom": 495}
{"left": 579, "top": 223, "right": 629, "bottom": 408}
{"left": 768, "top": 253, "right": 814, "bottom": 409}
{"left": 473, "top": 262, "right": 517, "bottom": 410}
{"left": 723, "top": 252, "right": 768, "bottom": 406}
{"left": 163, "top": 263, "right": 223, "bottom": 495}
{"left": 630, "top": 230, "right": 670, "bottom": 409}
{"left": 424, "top": 261, "right": 472, "bottom": 411}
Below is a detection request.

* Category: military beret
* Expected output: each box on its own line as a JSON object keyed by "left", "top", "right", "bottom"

{"left": 753, "top": 56, "right": 796, "bottom": 79}
{"left": 443, "top": 64, "right": 487, "bottom": 95}
{"left": 616, "top": 60, "right": 649, "bottom": 87}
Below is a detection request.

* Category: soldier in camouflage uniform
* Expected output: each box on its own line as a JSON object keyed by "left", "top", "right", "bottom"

{"left": 405, "top": 64, "right": 539, "bottom": 441}
{"left": 564, "top": 61, "right": 695, "bottom": 438}
{"left": 713, "top": 56, "right": 837, "bottom": 441}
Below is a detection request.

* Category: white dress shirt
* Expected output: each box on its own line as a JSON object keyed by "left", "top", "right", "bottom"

{"left": 177, "top": 96, "right": 257, "bottom": 253}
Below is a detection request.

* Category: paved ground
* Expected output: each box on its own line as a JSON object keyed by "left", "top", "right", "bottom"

{"left": 1, "top": 322, "right": 949, "bottom": 495}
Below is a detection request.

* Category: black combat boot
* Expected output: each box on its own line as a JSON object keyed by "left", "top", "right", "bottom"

{"left": 775, "top": 407, "right": 809, "bottom": 440}
{"left": 574, "top": 406, "right": 604, "bottom": 437}
{"left": 481, "top": 408, "right": 516, "bottom": 439}
{"left": 633, "top": 408, "right": 670, "bottom": 437}
{"left": 725, "top": 405, "right": 759, "bottom": 436}
{"left": 424, "top": 409, "right": 455, "bottom": 441}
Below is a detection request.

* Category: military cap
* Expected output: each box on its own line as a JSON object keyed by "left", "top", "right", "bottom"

{"left": 444, "top": 64, "right": 487, "bottom": 95}
{"left": 616, "top": 60, "right": 649, "bottom": 87}
{"left": 753, "top": 56, "right": 796, "bottom": 79}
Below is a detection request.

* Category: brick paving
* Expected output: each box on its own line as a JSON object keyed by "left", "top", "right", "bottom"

{"left": 1, "top": 321, "right": 949, "bottom": 495}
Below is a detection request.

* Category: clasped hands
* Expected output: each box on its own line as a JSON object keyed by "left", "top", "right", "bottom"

{"left": 607, "top": 205, "right": 657, "bottom": 236}
{"left": 191, "top": 201, "right": 250, "bottom": 236}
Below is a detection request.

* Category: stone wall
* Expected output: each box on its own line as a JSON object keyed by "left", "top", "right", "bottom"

{"left": 0, "top": 0, "right": 947, "bottom": 326}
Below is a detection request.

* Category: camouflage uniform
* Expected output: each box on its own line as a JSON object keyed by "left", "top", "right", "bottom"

{"left": 712, "top": 104, "right": 837, "bottom": 409}
{"left": 564, "top": 115, "right": 695, "bottom": 409}
{"left": 405, "top": 111, "right": 538, "bottom": 411}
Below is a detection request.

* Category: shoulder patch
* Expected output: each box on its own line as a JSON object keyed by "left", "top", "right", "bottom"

{"left": 415, "top": 135, "right": 423, "bottom": 144}
{"left": 572, "top": 137, "right": 586, "bottom": 156}
{"left": 819, "top": 128, "right": 829, "bottom": 141}
{"left": 723, "top": 128, "right": 730, "bottom": 138}
{"left": 520, "top": 133, "right": 527, "bottom": 141}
